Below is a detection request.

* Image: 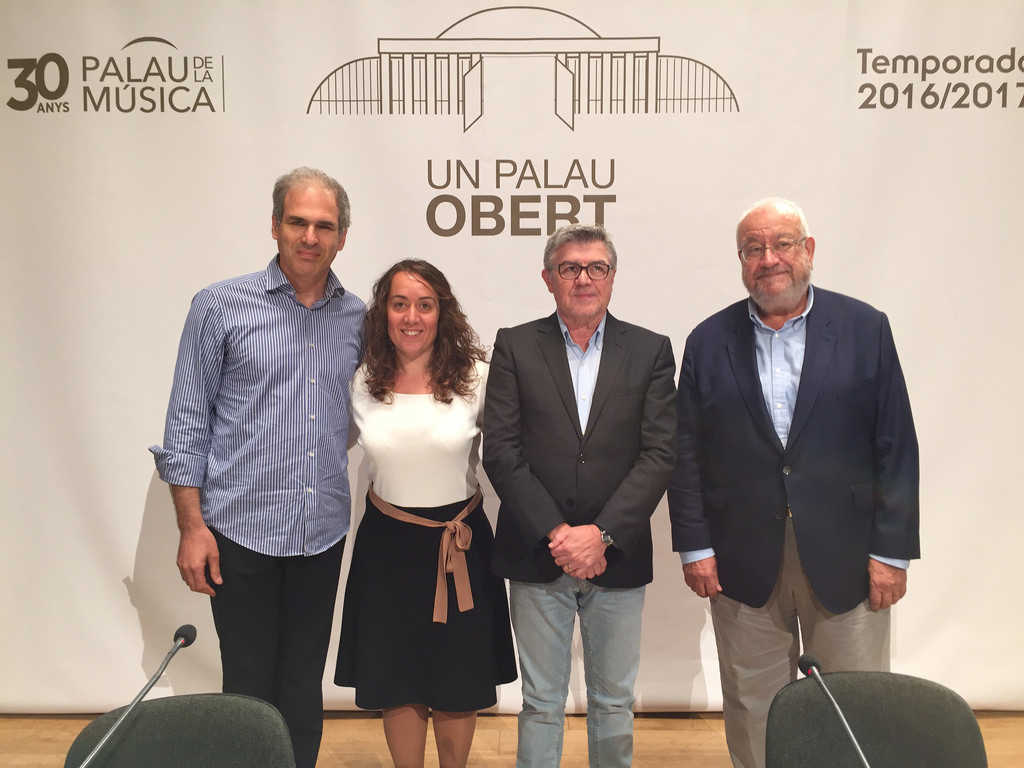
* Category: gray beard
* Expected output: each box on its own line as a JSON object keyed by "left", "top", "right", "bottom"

{"left": 749, "top": 277, "right": 810, "bottom": 316}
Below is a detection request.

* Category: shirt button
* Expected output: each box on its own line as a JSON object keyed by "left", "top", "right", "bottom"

{"left": 308, "top": 343, "right": 315, "bottom": 349}
{"left": 782, "top": 465, "right": 792, "bottom": 476}
{"left": 309, "top": 377, "right": 316, "bottom": 384}
{"left": 305, "top": 487, "right": 314, "bottom": 493}
{"left": 309, "top": 414, "right": 316, "bottom": 420}
{"left": 307, "top": 450, "right": 315, "bottom": 457}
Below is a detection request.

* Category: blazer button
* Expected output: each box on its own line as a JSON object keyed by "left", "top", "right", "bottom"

{"left": 782, "top": 465, "right": 792, "bottom": 476}
{"left": 578, "top": 454, "right": 585, "bottom": 464}
{"left": 566, "top": 498, "right": 575, "bottom": 508}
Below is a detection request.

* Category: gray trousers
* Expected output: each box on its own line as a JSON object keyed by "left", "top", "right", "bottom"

{"left": 710, "top": 519, "right": 891, "bottom": 768}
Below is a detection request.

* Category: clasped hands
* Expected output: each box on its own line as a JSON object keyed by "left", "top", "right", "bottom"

{"left": 548, "top": 523, "right": 607, "bottom": 579}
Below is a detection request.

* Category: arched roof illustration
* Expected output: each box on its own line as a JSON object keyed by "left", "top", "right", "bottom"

{"left": 306, "top": 6, "right": 740, "bottom": 125}
{"left": 436, "top": 6, "right": 600, "bottom": 39}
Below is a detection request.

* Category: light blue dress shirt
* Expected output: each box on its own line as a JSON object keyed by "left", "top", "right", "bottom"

{"left": 750, "top": 286, "right": 814, "bottom": 448}
{"left": 150, "top": 258, "right": 365, "bottom": 557}
{"left": 682, "top": 286, "right": 907, "bottom": 570}
{"left": 557, "top": 313, "right": 606, "bottom": 433}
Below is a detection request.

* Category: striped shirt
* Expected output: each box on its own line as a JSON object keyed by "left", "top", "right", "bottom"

{"left": 150, "top": 258, "right": 365, "bottom": 557}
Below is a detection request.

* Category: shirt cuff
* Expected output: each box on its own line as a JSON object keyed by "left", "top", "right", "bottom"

{"left": 149, "top": 445, "right": 207, "bottom": 487}
{"left": 869, "top": 554, "right": 909, "bottom": 569}
{"left": 680, "top": 548, "right": 715, "bottom": 566}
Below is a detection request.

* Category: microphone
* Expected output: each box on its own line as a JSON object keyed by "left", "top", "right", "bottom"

{"left": 174, "top": 624, "right": 197, "bottom": 647}
{"left": 77, "top": 625, "right": 198, "bottom": 768}
{"left": 797, "top": 654, "right": 872, "bottom": 768}
{"left": 797, "top": 653, "right": 820, "bottom": 677}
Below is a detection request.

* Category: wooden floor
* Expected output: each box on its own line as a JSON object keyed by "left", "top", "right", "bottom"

{"left": 3, "top": 711, "right": 1022, "bottom": 767}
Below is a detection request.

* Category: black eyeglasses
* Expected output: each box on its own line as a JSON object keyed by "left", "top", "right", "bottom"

{"left": 555, "top": 262, "right": 613, "bottom": 280}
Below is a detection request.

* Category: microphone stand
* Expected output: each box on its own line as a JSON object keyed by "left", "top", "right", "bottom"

{"left": 805, "top": 665, "right": 872, "bottom": 768}
{"left": 77, "top": 629, "right": 194, "bottom": 768}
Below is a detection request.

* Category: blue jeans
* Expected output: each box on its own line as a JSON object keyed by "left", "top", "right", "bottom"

{"left": 509, "top": 576, "right": 645, "bottom": 767}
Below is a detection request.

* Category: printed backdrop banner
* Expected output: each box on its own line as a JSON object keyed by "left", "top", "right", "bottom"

{"left": 2, "top": 1, "right": 1022, "bottom": 713}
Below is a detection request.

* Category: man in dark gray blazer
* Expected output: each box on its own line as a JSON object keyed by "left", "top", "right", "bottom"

{"left": 669, "top": 198, "right": 920, "bottom": 768}
{"left": 484, "top": 224, "right": 676, "bottom": 767}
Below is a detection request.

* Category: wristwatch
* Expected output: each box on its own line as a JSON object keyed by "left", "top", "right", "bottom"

{"left": 598, "top": 527, "right": 614, "bottom": 547}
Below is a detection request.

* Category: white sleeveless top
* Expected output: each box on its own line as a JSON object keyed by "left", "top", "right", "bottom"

{"left": 350, "top": 359, "right": 487, "bottom": 507}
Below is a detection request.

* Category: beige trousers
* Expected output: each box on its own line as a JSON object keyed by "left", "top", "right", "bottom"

{"left": 710, "top": 519, "right": 890, "bottom": 768}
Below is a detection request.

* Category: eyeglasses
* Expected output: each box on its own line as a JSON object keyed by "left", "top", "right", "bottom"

{"left": 555, "top": 261, "right": 613, "bottom": 280}
{"left": 739, "top": 237, "right": 807, "bottom": 263}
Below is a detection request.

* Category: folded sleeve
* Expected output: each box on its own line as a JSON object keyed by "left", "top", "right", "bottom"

{"left": 149, "top": 289, "right": 226, "bottom": 487}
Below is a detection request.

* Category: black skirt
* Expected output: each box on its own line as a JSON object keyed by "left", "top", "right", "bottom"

{"left": 334, "top": 493, "right": 517, "bottom": 711}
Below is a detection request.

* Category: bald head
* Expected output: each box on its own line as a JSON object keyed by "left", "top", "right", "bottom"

{"left": 736, "top": 197, "right": 815, "bottom": 323}
{"left": 736, "top": 198, "right": 809, "bottom": 249}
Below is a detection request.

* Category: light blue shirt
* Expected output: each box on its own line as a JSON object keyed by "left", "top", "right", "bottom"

{"left": 150, "top": 258, "right": 365, "bottom": 557}
{"left": 750, "top": 285, "right": 814, "bottom": 448}
{"left": 682, "top": 286, "right": 907, "bottom": 570}
{"left": 557, "top": 313, "right": 606, "bottom": 433}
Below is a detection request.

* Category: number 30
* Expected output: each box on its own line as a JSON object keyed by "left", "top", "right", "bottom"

{"left": 7, "top": 53, "right": 69, "bottom": 110}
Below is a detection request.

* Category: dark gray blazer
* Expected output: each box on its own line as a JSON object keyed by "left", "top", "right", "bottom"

{"left": 483, "top": 312, "right": 677, "bottom": 587}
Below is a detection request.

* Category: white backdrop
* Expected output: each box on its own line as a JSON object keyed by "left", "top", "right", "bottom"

{"left": 2, "top": 0, "right": 1023, "bottom": 713}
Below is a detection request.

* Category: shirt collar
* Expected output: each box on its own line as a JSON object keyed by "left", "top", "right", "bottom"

{"left": 323, "top": 269, "right": 344, "bottom": 299}
{"left": 748, "top": 284, "right": 815, "bottom": 332}
{"left": 557, "top": 312, "right": 606, "bottom": 352}
{"left": 264, "top": 256, "right": 345, "bottom": 300}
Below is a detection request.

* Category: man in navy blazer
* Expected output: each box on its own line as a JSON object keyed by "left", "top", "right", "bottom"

{"left": 668, "top": 198, "right": 919, "bottom": 768}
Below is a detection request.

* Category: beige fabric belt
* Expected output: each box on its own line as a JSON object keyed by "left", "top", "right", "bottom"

{"left": 368, "top": 485, "right": 482, "bottom": 624}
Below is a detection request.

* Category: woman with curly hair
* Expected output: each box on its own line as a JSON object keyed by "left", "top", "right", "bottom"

{"left": 335, "top": 260, "right": 516, "bottom": 768}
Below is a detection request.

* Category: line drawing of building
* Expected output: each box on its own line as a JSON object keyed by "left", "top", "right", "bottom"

{"left": 306, "top": 6, "right": 739, "bottom": 131}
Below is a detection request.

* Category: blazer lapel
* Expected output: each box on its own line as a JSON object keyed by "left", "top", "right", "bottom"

{"left": 726, "top": 310, "right": 784, "bottom": 453}
{"left": 582, "top": 313, "right": 627, "bottom": 440}
{"left": 536, "top": 314, "right": 583, "bottom": 439}
{"left": 787, "top": 302, "right": 836, "bottom": 451}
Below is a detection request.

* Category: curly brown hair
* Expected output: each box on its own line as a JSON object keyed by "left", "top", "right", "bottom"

{"left": 362, "top": 260, "right": 486, "bottom": 403}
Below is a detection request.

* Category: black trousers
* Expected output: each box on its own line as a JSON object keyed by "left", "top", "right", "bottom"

{"left": 209, "top": 529, "right": 345, "bottom": 768}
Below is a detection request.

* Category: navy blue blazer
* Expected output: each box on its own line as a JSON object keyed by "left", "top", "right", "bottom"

{"left": 668, "top": 287, "right": 919, "bottom": 614}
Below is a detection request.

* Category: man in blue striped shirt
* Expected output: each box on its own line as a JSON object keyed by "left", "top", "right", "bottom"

{"left": 150, "top": 167, "right": 364, "bottom": 768}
